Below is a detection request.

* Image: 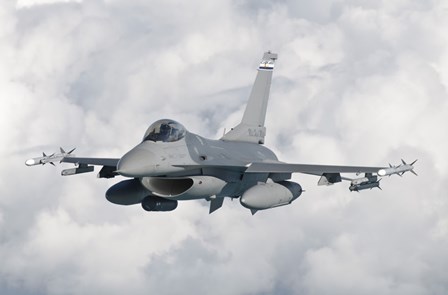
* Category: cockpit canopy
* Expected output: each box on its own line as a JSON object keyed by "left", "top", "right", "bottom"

{"left": 143, "top": 119, "right": 187, "bottom": 143}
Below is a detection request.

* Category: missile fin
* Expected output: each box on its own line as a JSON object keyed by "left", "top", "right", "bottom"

{"left": 60, "top": 147, "right": 66, "bottom": 154}
{"left": 68, "top": 148, "right": 76, "bottom": 154}
{"left": 411, "top": 169, "right": 418, "bottom": 176}
{"left": 411, "top": 159, "right": 418, "bottom": 166}
{"left": 50, "top": 162, "right": 55, "bottom": 166}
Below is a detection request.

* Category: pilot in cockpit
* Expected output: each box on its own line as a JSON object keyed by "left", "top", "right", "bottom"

{"left": 159, "top": 123, "right": 172, "bottom": 142}
{"left": 143, "top": 119, "right": 186, "bottom": 143}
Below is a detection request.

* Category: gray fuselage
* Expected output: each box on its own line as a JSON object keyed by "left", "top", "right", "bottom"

{"left": 117, "top": 131, "right": 283, "bottom": 199}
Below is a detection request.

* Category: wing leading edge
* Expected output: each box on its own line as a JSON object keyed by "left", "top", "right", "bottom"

{"left": 61, "top": 157, "right": 120, "bottom": 178}
{"left": 61, "top": 157, "right": 120, "bottom": 167}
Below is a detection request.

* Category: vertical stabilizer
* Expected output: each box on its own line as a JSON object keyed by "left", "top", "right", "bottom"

{"left": 221, "top": 51, "right": 278, "bottom": 144}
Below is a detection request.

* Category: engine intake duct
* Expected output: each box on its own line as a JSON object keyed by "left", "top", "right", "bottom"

{"left": 141, "top": 176, "right": 226, "bottom": 200}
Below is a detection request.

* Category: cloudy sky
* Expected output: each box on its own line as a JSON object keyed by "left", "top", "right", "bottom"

{"left": 1, "top": 0, "right": 448, "bottom": 294}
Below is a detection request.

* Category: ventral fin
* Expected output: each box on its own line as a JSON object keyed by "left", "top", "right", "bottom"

{"left": 209, "top": 197, "right": 224, "bottom": 214}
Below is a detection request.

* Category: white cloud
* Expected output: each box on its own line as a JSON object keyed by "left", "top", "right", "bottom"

{"left": 16, "top": 0, "right": 82, "bottom": 9}
{"left": 1, "top": 0, "right": 448, "bottom": 294}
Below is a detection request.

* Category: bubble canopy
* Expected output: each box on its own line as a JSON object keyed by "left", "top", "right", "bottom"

{"left": 143, "top": 119, "right": 187, "bottom": 142}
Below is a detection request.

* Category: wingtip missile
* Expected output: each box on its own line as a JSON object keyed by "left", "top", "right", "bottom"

{"left": 25, "top": 158, "right": 39, "bottom": 166}
{"left": 25, "top": 147, "right": 76, "bottom": 167}
{"left": 378, "top": 159, "right": 417, "bottom": 177}
{"left": 59, "top": 147, "right": 75, "bottom": 154}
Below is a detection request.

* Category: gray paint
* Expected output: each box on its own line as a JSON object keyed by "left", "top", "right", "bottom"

{"left": 26, "top": 51, "right": 406, "bottom": 214}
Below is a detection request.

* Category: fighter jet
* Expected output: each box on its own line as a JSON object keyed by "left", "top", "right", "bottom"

{"left": 25, "top": 51, "right": 416, "bottom": 214}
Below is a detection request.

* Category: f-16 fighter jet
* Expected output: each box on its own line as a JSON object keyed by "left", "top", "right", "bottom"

{"left": 26, "top": 51, "right": 416, "bottom": 214}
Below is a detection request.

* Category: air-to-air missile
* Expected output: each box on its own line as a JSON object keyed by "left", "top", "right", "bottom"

{"left": 349, "top": 173, "right": 381, "bottom": 192}
{"left": 377, "top": 159, "right": 418, "bottom": 177}
{"left": 25, "top": 147, "right": 75, "bottom": 166}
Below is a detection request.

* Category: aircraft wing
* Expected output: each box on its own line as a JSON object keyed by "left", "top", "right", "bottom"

{"left": 245, "top": 162, "right": 385, "bottom": 174}
{"left": 59, "top": 157, "right": 120, "bottom": 178}
{"left": 61, "top": 157, "right": 120, "bottom": 167}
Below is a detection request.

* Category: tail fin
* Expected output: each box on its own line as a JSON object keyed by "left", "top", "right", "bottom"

{"left": 221, "top": 51, "right": 278, "bottom": 144}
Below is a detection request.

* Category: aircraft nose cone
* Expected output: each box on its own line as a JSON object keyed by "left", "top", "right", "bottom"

{"left": 117, "top": 146, "right": 157, "bottom": 177}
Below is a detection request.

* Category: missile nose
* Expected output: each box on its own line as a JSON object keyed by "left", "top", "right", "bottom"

{"left": 378, "top": 169, "right": 386, "bottom": 176}
{"left": 117, "top": 146, "right": 157, "bottom": 177}
{"left": 25, "top": 159, "right": 36, "bottom": 166}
